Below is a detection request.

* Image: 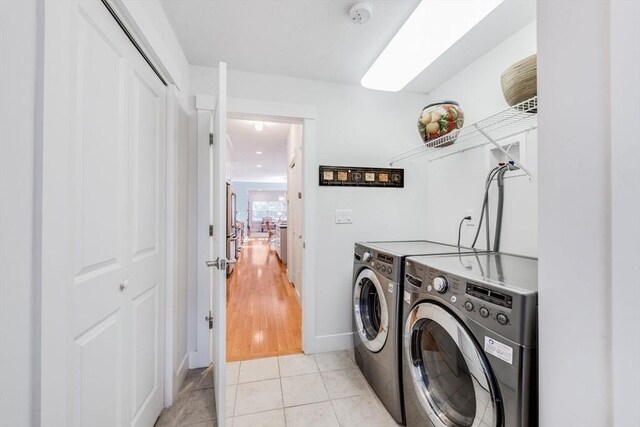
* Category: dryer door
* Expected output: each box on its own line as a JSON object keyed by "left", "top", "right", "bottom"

{"left": 353, "top": 268, "right": 389, "bottom": 353}
{"left": 404, "top": 302, "right": 502, "bottom": 427}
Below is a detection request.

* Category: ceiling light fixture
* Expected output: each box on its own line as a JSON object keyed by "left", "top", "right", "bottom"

{"left": 361, "top": 0, "right": 504, "bottom": 92}
{"left": 256, "top": 151, "right": 263, "bottom": 155}
{"left": 254, "top": 121, "right": 264, "bottom": 131}
{"left": 257, "top": 164, "right": 262, "bottom": 168}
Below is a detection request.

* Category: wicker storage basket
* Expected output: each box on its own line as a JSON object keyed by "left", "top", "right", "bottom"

{"left": 501, "top": 54, "right": 537, "bottom": 107}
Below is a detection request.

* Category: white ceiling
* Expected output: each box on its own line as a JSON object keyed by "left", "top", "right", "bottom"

{"left": 160, "top": 0, "right": 420, "bottom": 85}
{"left": 228, "top": 119, "right": 290, "bottom": 183}
{"left": 160, "top": 0, "right": 535, "bottom": 93}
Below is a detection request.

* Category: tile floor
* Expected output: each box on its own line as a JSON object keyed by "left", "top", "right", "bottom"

{"left": 154, "top": 349, "right": 400, "bottom": 427}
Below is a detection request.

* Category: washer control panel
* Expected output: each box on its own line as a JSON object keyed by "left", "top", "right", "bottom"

{"left": 354, "top": 245, "right": 397, "bottom": 281}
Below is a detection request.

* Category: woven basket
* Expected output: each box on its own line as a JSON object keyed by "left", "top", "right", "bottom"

{"left": 501, "top": 54, "right": 537, "bottom": 107}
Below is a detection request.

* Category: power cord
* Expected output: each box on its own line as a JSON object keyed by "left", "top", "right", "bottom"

{"left": 471, "top": 165, "right": 507, "bottom": 248}
{"left": 457, "top": 216, "right": 472, "bottom": 247}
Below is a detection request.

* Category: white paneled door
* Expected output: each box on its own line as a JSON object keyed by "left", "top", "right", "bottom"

{"left": 210, "top": 62, "right": 229, "bottom": 422}
{"left": 40, "top": 1, "right": 166, "bottom": 426}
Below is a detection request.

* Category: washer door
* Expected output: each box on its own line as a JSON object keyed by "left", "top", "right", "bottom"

{"left": 404, "top": 302, "right": 502, "bottom": 427}
{"left": 353, "top": 268, "right": 389, "bottom": 353}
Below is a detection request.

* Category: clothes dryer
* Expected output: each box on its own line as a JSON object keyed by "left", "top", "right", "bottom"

{"left": 402, "top": 252, "right": 538, "bottom": 427}
{"left": 352, "top": 241, "right": 483, "bottom": 424}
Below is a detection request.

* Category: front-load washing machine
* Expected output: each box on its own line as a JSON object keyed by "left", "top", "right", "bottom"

{"left": 402, "top": 252, "right": 538, "bottom": 427}
{"left": 352, "top": 241, "right": 484, "bottom": 425}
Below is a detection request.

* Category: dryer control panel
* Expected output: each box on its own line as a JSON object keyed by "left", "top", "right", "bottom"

{"left": 403, "top": 257, "right": 537, "bottom": 347}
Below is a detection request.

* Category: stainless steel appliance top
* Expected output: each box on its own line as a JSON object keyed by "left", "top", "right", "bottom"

{"left": 361, "top": 240, "right": 483, "bottom": 257}
{"left": 410, "top": 252, "right": 538, "bottom": 294}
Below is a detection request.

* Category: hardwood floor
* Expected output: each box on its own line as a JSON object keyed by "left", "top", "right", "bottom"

{"left": 226, "top": 238, "right": 302, "bottom": 362}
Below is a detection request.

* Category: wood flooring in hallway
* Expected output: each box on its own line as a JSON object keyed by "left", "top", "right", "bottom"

{"left": 226, "top": 238, "right": 302, "bottom": 362}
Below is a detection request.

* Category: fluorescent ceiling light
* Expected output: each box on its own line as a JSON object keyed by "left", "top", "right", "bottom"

{"left": 361, "top": 0, "right": 504, "bottom": 92}
{"left": 257, "top": 164, "right": 262, "bottom": 168}
{"left": 255, "top": 121, "right": 264, "bottom": 131}
{"left": 256, "top": 151, "right": 263, "bottom": 155}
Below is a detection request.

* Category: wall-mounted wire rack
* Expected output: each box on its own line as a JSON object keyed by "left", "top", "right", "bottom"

{"left": 388, "top": 96, "right": 538, "bottom": 177}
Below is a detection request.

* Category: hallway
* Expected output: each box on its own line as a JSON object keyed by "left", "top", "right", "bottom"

{"left": 226, "top": 238, "right": 302, "bottom": 362}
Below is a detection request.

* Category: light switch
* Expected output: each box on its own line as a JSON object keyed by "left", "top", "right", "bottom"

{"left": 335, "top": 209, "right": 353, "bottom": 224}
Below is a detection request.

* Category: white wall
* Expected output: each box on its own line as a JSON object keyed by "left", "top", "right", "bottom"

{"left": 422, "top": 22, "right": 538, "bottom": 256}
{"left": 191, "top": 66, "right": 430, "bottom": 351}
{"left": 168, "top": 94, "right": 191, "bottom": 400}
{"left": 538, "top": 1, "right": 613, "bottom": 425}
{"left": 0, "top": 1, "right": 40, "bottom": 425}
{"left": 118, "top": 0, "right": 190, "bottom": 93}
{"left": 610, "top": 1, "right": 640, "bottom": 424}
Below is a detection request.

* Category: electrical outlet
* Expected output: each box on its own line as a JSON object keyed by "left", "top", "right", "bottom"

{"left": 335, "top": 210, "right": 353, "bottom": 224}
{"left": 466, "top": 209, "right": 476, "bottom": 227}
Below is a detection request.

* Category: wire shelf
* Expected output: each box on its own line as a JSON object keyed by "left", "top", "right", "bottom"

{"left": 388, "top": 96, "right": 538, "bottom": 168}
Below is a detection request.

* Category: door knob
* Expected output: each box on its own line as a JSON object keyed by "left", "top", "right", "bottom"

{"left": 206, "top": 257, "right": 237, "bottom": 270}
{"left": 119, "top": 279, "right": 130, "bottom": 291}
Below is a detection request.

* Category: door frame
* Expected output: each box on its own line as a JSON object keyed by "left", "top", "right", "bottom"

{"left": 194, "top": 94, "right": 318, "bottom": 361}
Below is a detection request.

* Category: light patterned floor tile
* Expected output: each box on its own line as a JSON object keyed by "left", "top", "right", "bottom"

{"left": 314, "top": 351, "right": 355, "bottom": 372}
{"left": 234, "top": 379, "right": 283, "bottom": 416}
{"left": 232, "top": 409, "right": 285, "bottom": 427}
{"left": 332, "top": 394, "right": 399, "bottom": 427}
{"left": 226, "top": 362, "right": 240, "bottom": 386}
{"left": 177, "top": 389, "right": 216, "bottom": 425}
{"left": 238, "top": 357, "right": 279, "bottom": 383}
{"left": 321, "top": 368, "right": 370, "bottom": 400}
{"left": 278, "top": 354, "right": 318, "bottom": 377}
{"left": 281, "top": 373, "right": 329, "bottom": 407}
{"left": 226, "top": 385, "right": 237, "bottom": 417}
{"left": 284, "top": 401, "right": 339, "bottom": 427}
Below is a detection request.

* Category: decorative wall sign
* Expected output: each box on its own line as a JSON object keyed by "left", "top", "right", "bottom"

{"left": 319, "top": 165, "right": 404, "bottom": 188}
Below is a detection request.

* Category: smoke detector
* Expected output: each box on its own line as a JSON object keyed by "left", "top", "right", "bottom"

{"left": 349, "top": 2, "right": 373, "bottom": 25}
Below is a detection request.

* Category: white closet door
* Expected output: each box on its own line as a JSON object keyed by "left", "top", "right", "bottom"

{"left": 40, "top": 1, "right": 165, "bottom": 426}
{"left": 126, "top": 37, "right": 167, "bottom": 427}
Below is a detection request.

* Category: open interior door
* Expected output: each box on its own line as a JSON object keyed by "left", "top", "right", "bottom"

{"left": 206, "top": 62, "right": 230, "bottom": 422}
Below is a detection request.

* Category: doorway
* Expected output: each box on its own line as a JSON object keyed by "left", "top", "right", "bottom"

{"left": 225, "top": 118, "right": 304, "bottom": 362}
{"left": 193, "top": 91, "right": 317, "bottom": 421}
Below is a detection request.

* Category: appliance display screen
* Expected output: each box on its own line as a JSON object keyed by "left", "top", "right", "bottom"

{"left": 377, "top": 253, "right": 393, "bottom": 264}
{"left": 466, "top": 283, "right": 513, "bottom": 308}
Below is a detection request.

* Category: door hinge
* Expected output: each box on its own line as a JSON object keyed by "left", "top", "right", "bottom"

{"left": 209, "top": 225, "right": 214, "bottom": 236}
{"left": 209, "top": 132, "right": 214, "bottom": 145}
{"left": 205, "top": 311, "right": 213, "bottom": 330}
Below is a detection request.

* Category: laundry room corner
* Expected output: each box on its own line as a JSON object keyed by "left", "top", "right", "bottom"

{"left": 420, "top": 21, "right": 538, "bottom": 257}
{"left": 4, "top": 1, "right": 639, "bottom": 426}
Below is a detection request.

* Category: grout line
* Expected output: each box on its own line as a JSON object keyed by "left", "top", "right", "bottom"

{"left": 277, "top": 369, "right": 286, "bottom": 426}
{"left": 231, "top": 364, "right": 240, "bottom": 419}
{"left": 276, "top": 356, "right": 282, "bottom": 378}
{"left": 328, "top": 398, "right": 344, "bottom": 427}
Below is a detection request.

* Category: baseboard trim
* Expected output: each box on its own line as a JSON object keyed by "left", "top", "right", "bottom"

{"left": 175, "top": 353, "right": 189, "bottom": 394}
{"left": 313, "top": 332, "right": 354, "bottom": 353}
{"left": 188, "top": 350, "right": 210, "bottom": 369}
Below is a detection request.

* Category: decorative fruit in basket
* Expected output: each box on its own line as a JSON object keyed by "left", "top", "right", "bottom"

{"left": 417, "top": 101, "right": 464, "bottom": 146}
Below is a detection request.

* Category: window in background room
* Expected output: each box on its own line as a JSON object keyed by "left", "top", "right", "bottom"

{"left": 251, "top": 200, "right": 287, "bottom": 221}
